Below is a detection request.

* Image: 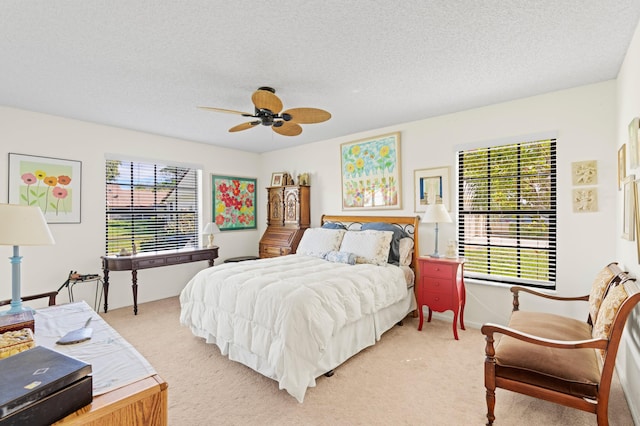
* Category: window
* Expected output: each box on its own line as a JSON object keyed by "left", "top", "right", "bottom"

{"left": 457, "top": 138, "right": 556, "bottom": 289}
{"left": 105, "top": 157, "right": 201, "bottom": 256}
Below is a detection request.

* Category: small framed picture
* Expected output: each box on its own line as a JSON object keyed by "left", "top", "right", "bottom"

{"left": 271, "top": 172, "right": 284, "bottom": 187}
{"left": 619, "top": 144, "right": 627, "bottom": 190}
{"left": 623, "top": 175, "right": 635, "bottom": 240}
{"left": 413, "top": 166, "right": 450, "bottom": 212}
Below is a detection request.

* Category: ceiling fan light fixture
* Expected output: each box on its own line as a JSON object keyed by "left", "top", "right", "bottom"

{"left": 201, "top": 87, "right": 331, "bottom": 136}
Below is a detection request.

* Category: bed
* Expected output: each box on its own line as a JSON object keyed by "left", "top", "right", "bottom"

{"left": 180, "top": 215, "right": 420, "bottom": 402}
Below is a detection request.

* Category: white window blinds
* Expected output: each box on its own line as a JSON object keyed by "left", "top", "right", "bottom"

{"left": 457, "top": 138, "right": 557, "bottom": 289}
{"left": 105, "top": 158, "right": 200, "bottom": 255}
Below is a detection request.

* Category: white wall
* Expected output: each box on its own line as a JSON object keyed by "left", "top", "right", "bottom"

{"left": 1, "top": 60, "right": 633, "bottom": 414}
{"left": 616, "top": 17, "right": 640, "bottom": 424}
{"left": 261, "top": 80, "right": 617, "bottom": 327}
{"left": 0, "top": 106, "right": 261, "bottom": 311}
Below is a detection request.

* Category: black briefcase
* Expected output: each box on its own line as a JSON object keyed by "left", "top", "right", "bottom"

{"left": 0, "top": 346, "right": 93, "bottom": 425}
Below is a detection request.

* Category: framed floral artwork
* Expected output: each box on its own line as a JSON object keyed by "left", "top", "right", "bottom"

{"left": 211, "top": 175, "right": 257, "bottom": 231}
{"left": 340, "top": 132, "right": 401, "bottom": 210}
{"left": 8, "top": 153, "right": 82, "bottom": 223}
{"left": 414, "top": 166, "right": 451, "bottom": 212}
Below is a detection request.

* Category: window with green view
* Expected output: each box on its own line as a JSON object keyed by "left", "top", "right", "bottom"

{"left": 457, "top": 138, "right": 556, "bottom": 289}
{"left": 105, "top": 158, "right": 201, "bottom": 256}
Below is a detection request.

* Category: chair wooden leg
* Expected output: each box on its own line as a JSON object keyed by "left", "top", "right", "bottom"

{"left": 486, "top": 388, "right": 495, "bottom": 425}
{"left": 483, "top": 331, "right": 497, "bottom": 425}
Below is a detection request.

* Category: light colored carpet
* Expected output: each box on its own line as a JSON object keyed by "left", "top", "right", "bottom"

{"left": 100, "top": 297, "right": 634, "bottom": 426}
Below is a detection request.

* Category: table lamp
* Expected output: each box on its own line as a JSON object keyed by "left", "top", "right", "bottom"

{"left": 202, "top": 222, "right": 221, "bottom": 248}
{"left": 0, "top": 204, "right": 55, "bottom": 314}
{"left": 421, "top": 203, "right": 452, "bottom": 258}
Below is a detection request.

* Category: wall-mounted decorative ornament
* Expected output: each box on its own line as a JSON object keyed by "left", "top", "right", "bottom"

{"left": 571, "top": 160, "right": 597, "bottom": 185}
{"left": 572, "top": 188, "right": 598, "bottom": 212}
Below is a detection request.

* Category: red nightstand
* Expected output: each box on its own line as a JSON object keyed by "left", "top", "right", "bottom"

{"left": 417, "top": 257, "right": 466, "bottom": 340}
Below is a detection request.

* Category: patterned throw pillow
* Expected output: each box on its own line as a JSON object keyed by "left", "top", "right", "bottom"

{"left": 588, "top": 265, "right": 616, "bottom": 324}
{"left": 324, "top": 250, "right": 356, "bottom": 265}
{"left": 296, "top": 228, "right": 346, "bottom": 258}
{"left": 398, "top": 237, "right": 414, "bottom": 266}
{"left": 338, "top": 230, "right": 393, "bottom": 266}
{"left": 592, "top": 284, "right": 628, "bottom": 358}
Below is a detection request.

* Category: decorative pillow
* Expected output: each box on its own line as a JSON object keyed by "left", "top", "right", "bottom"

{"left": 398, "top": 237, "right": 414, "bottom": 266}
{"left": 588, "top": 265, "right": 616, "bottom": 324}
{"left": 324, "top": 250, "right": 356, "bottom": 265}
{"left": 296, "top": 228, "right": 346, "bottom": 258}
{"left": 339, "top": 230, "right": 393, "bottom": 266}
{"left": 321, "top": 222, "right": 347, "bottom": 230}
{"left": 592, "top": 283, "right": 628, "bottom": 358}
{"left": 361, "top": 222, "right": 408, "bottom": 265}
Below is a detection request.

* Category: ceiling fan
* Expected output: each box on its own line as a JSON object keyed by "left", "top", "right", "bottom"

{"left": 198, "top": 87, "right": 331, "bottom": 136}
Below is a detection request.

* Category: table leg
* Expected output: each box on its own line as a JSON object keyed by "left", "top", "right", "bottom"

{"left": 418, "top": 304, "right": 424, "bottom": 330}
{"left": 459, "top": 279, "right": 466, "bottom": 330}
{"left": 131, "top": 269, "right": 138, "bottom": 315}
{"left": 452, "top": 307, "right": 459, "bottom": 340}
{"left": 102, "top": 269, "right": 110, "bottom": 313}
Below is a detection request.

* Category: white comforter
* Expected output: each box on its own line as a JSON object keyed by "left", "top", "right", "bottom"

{"left": 180, "top": 254, "right": 409, "bottom": 402}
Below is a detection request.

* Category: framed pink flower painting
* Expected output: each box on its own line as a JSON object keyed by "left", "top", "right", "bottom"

{"left": 8, "top": 153, "right": 82, "bottom": 223}
{"left": 211, "top": 175, "right": 257, "bottom": 231}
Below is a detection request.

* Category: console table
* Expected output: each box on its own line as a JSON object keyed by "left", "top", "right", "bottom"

{"left": 101, "top": 247, "right": 218, "bottom": 315}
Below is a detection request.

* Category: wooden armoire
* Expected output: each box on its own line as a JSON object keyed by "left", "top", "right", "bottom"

{"left": 259, "top": 185, "right": 310, "bottom": 258}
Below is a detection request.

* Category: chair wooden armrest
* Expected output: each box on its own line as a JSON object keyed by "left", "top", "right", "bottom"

{"left": 481, "top": 322, "right": 608, "bottom": 350}
{"left": 0, "top": 291, "right": 58, "bottom": 307}
{"left": 510, "top": 286, "right": 588, "bottom": 311}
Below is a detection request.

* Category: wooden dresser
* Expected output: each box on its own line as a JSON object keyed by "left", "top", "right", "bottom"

{"left": 259, "top": 185, "right": 310, "bottom": 258}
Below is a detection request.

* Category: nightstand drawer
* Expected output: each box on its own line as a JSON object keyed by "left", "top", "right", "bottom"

{"left": 422, "top": 262, "right": 453, "bottom": 279}
{"left": 424, "top": 291, "right": 453, "bottom": 312}
{"left": 422, "top": 278, "right": 453, "bottom": 292}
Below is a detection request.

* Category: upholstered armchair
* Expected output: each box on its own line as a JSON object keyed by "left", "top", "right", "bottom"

{"left": 481, "top": 262, "right": 640, "bottom": 426}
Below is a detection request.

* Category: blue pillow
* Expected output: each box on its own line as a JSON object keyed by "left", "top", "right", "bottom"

{"left": 361, "top": 222, "right": 408, "bottom": 265}
{"left": 322, "top": 222, "right": 347, "bottom": 230}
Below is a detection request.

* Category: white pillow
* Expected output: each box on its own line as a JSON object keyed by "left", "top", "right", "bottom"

{"left": 398, "top": 237, "right": 414, "bottom": 266}
{"left": 296, "top": 228, "right": 346, "bottom": 258}
{"left": 339, "top": 230, "right": 393, "bottom": 266}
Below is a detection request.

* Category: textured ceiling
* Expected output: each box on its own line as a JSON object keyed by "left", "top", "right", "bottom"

{"left": 2, "top": 1, "right": 640, "bottom": 153}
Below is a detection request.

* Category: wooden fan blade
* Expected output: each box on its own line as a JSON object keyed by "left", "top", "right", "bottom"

{"left": 273, "top": 122, "right": 302, "bottom": 136}
{"left": 198, "top": 106, "right": 254, "bottom": 116}
{"left": 252, "top": 89, "right": 283, "bottom": 114}
{"left": 229, "top": 121, "right": 260, "bottom": 132}
{"left": 283, "top": 108, "right": 331, "bottom": 124}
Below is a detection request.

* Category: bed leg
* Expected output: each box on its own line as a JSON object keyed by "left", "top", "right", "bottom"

{"left": 324, "top": 370, "right": 335, "bottom": 377}
{"left": 396, "top": 320, "right": 404, "bottom": 326}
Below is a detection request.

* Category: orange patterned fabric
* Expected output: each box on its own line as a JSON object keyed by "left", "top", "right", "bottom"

{"left": 588, "top": 266, "right": 615, "bottom": 324}
{"left": 592, "top": 284, "right": 628, "bottom": 358}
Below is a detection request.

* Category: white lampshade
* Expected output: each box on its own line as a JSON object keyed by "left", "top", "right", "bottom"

{"left": 202, "top": 222, "right": 221, "bottom": 235}
{"left": 0, "top": 204, "right": 55, "bottom": 315}
{"left": 421, "top": 203, "right": 452, "bottom": 224}
{"left": 0, "top": 204, "right": 55, "bottom": 246}
{"left": 202, "top": 222, "right": 220, "bottom": 249}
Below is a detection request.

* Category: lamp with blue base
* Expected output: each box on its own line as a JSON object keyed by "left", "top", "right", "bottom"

{"left": 0, "top": 204, "right": 55, "bottom": 315}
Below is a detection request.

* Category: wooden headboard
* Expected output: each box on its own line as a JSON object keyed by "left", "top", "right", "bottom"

{"left": 320, "top": 214, "right": 420, "bottom": 274}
